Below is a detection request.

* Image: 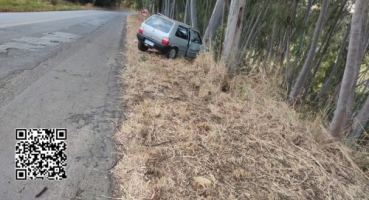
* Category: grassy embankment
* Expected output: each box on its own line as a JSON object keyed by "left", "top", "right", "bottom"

{"left": 113, "top": 14, "right": 369, "bottom": 199}
{"left": 0, "top": 0, "right": 86, "bottom": 12}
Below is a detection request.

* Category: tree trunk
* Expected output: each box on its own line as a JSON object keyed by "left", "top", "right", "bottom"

{"left": 359, "top": 2, "right": 369, "bottom": 58}
{"left": 202, "top": 0, "right": 225, "bottom": 44}
{"left": 264, "top": 19, "right": 277, "bottom": 72}
{"left": 157, "top": 0, "right": 163, "bottom": 13}
{"left": 345, "top": 2, "right": 369, "bottom": 131}
{"left": 349, "top": 94, "right": 369, "bottom": 144}
{"left": 289, "top": 0, "right": 329, "bottom": 102}
{"left": 221, "top": 0, "right": 246, "bottom": 65}
{"left": 242, "top": 6, "right": 268, "bottom": 54}
{"left": 184, "top": 0, "right": 189, "bottom": 23}
{"left": 348, "top": 1, "right": 369, "bottom": 144}
{"left": 315, "top": 24, "right": 350, "bottom": 103}
{"left": 302, "top": 2, "right": 347, "bottom": 104}
{"left": 190, "top": 0, "right": 198, "bottom": 29}
{"left": 170, "top": 0, "right": 176, "bottom": 19}
{"left": 151, "top": 2, "right": 156, "bottom": 14}
{"left": 329, "top": 0, "right": 366, "bottom": 139}
{"left": 164, "top": 0, "right": 170, "bottom": 16}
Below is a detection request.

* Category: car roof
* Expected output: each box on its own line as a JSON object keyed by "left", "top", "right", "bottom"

{"left": 152, "top": 14, "right": 200, "bottom": 32}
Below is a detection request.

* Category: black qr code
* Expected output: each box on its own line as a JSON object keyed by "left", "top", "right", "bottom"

{"left": 15, "top": 128, "right": 67, "bottom": 180}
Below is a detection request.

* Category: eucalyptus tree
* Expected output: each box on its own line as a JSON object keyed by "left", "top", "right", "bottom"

{"left": 221, "top": 0, "right": 246, "bottom": 65}
{"left": 289, "top": 0, "right": 330, "bottom": 103}
{"left": 329, "top": 0, "right": 368, "bottom": 138}
{"left": 190, "top": 0, "right": 198, "bottom": 30}
{"left": 203, "top": 0, "right": 225, "bottom": 44}
{"left": 350, "top": 92, "right": 369, "bottom": 144}
{"left": 301, "top": 1, "right": 349, "bottom": 103}
{"left": 184, "top": 0, "right": 190, "bottom": 24}
{"left": 315, "top": 25, "right": 350, "bottom": 103}
{"left": 347, "top": 4, "right": 369, "bottom": 143}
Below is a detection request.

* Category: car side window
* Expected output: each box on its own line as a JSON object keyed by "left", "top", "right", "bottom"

{"left": 190, "top": 30, "right": 202, "bottom": 44}
{"left": 175, "top": 26, "right": 189, "bottom": 40}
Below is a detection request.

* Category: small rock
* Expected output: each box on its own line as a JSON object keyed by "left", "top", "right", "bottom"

{"left": 193, "top": 176, "right": 212, "bottom": 190}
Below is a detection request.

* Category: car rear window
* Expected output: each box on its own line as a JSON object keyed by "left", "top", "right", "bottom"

{"left": 145, "top": 16, "right": 174, "bottom": 33}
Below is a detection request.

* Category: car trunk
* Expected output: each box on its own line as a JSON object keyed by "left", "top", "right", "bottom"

{"left": 142, "top": 16, "right": 174, "bottom": 45}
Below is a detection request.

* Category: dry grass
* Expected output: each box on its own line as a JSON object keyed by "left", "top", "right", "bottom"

{"left": 112, "top": 14, "right": 369, "bottom": 200}
{"left": 0, "top": 0, "right": 85, "bottom": 12}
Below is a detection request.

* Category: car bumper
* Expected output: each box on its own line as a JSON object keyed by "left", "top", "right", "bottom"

{"left": 137, "top": 33, "right": 171, "bottom": 53}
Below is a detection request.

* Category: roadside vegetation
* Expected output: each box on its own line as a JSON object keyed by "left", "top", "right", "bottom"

{"left": 124, "top": 0, "right": 369, "bottom": 149}
{"left": 113, "top": 14, "right": 369, "bottom": 199}
{"left": 0, "top": 0, "right": 86, "bottom": 12}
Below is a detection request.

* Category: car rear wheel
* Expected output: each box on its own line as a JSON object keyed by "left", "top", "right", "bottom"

{"left": 138, "top": 42, "right": 148, "bottom": 52}
{"left": 166, "top": 47, "right": 177, "bottom": 59}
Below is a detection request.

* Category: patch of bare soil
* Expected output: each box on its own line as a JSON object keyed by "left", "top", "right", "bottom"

{"left": 113, "top": 14, "right": 369, "bottom": 200}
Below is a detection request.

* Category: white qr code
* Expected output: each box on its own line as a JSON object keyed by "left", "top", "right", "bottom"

{"left": 15, "top": 128, "right": 67, "bottom": 180}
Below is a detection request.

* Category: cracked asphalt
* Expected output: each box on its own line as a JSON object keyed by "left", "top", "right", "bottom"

{"left": 0, "top": 10, "right": 131, "bottom": 200}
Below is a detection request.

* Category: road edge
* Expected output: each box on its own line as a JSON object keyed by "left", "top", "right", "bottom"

{"left": 109, "top": 12, "right": 128, "bottom": 199}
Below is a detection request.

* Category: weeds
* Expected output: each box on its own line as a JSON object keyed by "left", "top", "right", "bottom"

{"left": 0, "top": 0, "right": 84, "bottom": 12}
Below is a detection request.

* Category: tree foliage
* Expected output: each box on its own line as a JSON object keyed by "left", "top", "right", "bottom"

{"left": 65, "top": 0, "right": 121, "bottom": 7}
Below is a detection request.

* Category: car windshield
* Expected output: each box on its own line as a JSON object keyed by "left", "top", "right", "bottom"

{"left": 145, "top": 16, "right": 174, "bottom": 33}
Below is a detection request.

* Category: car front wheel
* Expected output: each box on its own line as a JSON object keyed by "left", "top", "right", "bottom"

{"left": 138, "top": 42, "right": 148, "bottom": 52}
{"left": 166, "top": 47, "right": 177, "bottom": 59}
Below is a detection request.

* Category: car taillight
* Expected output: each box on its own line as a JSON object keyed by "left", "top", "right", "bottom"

{"left": 138, "top": 27, "right": 143, "bottom": 34}
{"left": 162, "top": 37, "right": 170, "bottom": 45}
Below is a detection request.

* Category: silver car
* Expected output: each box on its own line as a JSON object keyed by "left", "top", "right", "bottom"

{"left": 136, "top": 14, "right": 204, "bottom": 59}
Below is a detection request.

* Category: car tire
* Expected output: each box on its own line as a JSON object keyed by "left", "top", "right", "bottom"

{"left": 138, "top": 42, "right": 148, "bottom": 52}
{"left": 166, "top": 47, "right": 177, "bottom": 59}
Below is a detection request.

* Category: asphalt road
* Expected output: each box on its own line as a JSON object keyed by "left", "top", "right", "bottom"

{"left": 0, "top": 10, "right": 131, "bottom": 200}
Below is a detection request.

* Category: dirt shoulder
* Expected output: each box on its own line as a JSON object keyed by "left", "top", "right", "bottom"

{"left": 113, "top": 14, "right": 369, "bottom": 199}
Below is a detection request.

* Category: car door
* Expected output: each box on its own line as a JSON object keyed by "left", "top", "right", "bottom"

{"left": 173, "top": 25, "right": 190, "bottom": 56}
{"left": 186, "top": 29, "right": 202, "bottom": 58}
